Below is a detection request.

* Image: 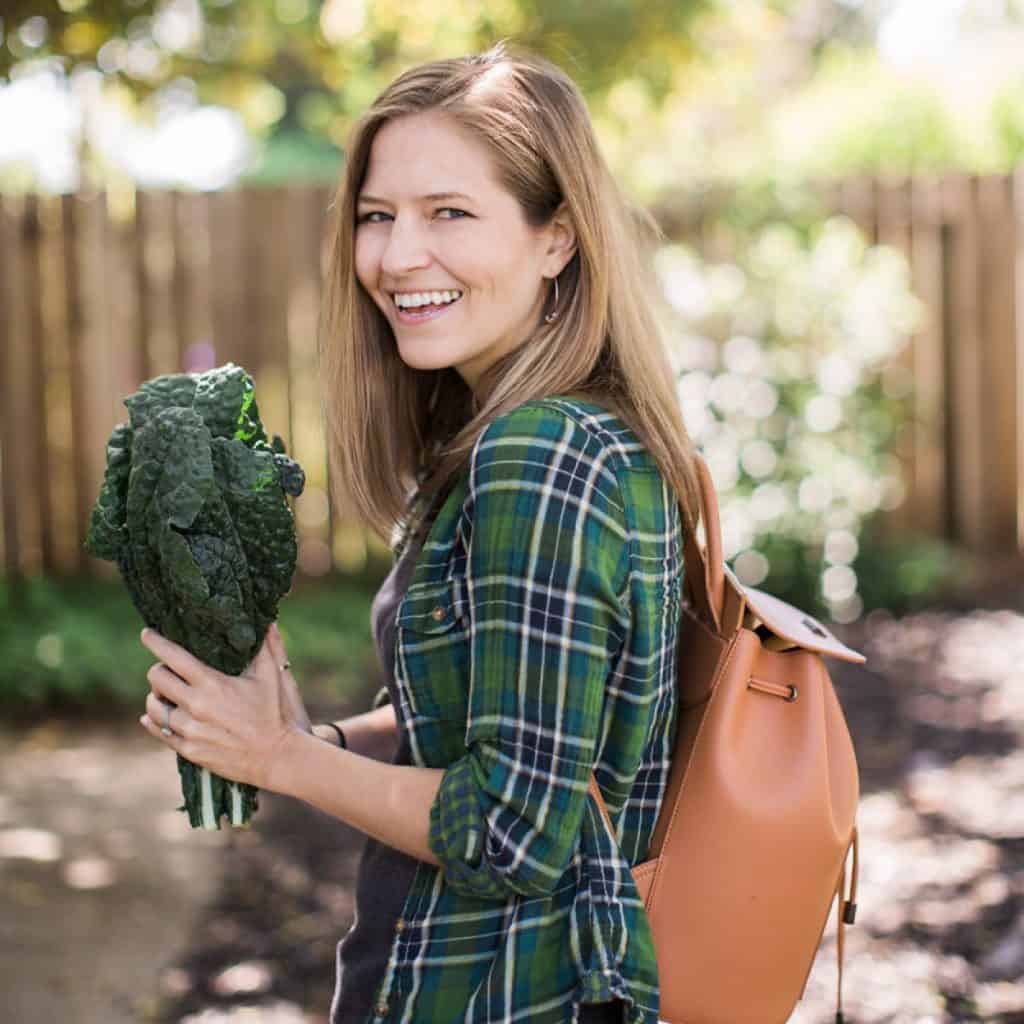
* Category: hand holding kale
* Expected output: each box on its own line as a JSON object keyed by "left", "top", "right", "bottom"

{"left": 85, "top": 363, "right": 306, "bottom": 830}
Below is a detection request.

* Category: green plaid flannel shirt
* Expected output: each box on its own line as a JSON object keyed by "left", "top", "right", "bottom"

{"left": 366, "top": 396, "right": 683, "bottom": 1024}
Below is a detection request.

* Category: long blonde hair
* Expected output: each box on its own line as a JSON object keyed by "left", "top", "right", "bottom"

{"left": 318, "top": 39, "right": 702, "bottom": 550}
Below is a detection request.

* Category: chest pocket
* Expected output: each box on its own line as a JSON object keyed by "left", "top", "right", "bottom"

{"left": 394, "top": 576, "right": 471, "bottom": 726}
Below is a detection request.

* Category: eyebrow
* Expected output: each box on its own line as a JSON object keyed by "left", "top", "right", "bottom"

{"left": 356, "top": 191, "right": 474, "bottom": 205}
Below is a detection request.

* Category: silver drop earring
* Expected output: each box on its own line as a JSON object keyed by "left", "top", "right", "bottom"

{"left": 544, "top": 275, "right": 560, "bottom": 323}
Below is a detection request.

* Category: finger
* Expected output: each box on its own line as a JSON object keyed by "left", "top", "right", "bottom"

{"left": 244, "top": 627, "right": 277, "bottom": 680}
{"left": 140, "top": 628, "right": 211, "bottom": 685}
{"left": 139, "top": 712, "right": 185, "bottom": 752}
{"left": 146, "top": 662, "right": 193, "bottom": 708}
{"left": 262, "top": 623, "right": 280, "bottom": 666}
{"left": 143, "top": 691, "right": 202, "bottom": 739}
{"left": 267, "top": 621, "right": 290, "bottom": 670}
{"left": 146, "top": 690, "right": 182, "bottom": 727}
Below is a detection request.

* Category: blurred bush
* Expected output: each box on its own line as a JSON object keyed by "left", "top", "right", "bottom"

{"left": 654, "top": 212, "right": 962, "bottom": 622}
{"left": 0, "top": 574, "right": 380, "bottom": 719}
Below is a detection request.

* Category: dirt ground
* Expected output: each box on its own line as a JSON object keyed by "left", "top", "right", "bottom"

{"left": 2, "top": 568, "right": 1024, "bottom": 1024}
{"left": 0, "top": 682, "right": 368, "bottom": 1024}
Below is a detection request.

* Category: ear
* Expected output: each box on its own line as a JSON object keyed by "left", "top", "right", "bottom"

{"left": 543, "top": 202, "right": 577, "bottom": 278}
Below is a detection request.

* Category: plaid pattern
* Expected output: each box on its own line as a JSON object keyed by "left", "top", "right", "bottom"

{"left": 367, "top": 397, "right": 683, "bottom": 1024}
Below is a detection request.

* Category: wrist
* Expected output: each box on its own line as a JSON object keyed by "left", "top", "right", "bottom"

{"left": 266, "top": 724, "right": 311, "bottom": 797}
{"left": 313, "top": 721, "right": 347, "bottom": 748}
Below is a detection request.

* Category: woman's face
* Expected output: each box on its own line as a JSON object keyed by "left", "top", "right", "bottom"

{"left": 354, "top": 110, "right": 574, "bottom": 396}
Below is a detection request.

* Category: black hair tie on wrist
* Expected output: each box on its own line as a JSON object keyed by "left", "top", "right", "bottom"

{"left": 324, "top": 721, "right": 348, "bottom": 749}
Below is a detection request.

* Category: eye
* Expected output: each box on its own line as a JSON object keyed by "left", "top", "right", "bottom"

{"left": 355, "top": 207, "right": 470, "bottom": 226}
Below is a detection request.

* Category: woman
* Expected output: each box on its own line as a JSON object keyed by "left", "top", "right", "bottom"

{"left": 139, "top": 41, "right": 703, "bottom": 1024}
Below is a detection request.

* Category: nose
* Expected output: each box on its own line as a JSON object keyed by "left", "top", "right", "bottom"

{"left": 380, "top": 212, "right": 432, "bottom": 280}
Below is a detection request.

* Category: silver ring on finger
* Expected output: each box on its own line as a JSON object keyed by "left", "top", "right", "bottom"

{"left": 162, "top": 700, "right": 174, "bottom": 737}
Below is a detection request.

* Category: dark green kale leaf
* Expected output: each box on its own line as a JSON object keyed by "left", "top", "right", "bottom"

{"left": 85, "top": 362, "right": 305, "bottom": 831}
{"left": 85, "top": 422, "right": 134, "bottom": 562}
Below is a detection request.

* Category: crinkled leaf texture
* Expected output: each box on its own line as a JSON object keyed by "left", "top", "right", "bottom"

{"left": 84, "top": 362, "right": 306, "bottom": 830}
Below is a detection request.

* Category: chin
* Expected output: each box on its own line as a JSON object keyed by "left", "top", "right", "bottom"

{"left": 395, "top": 345, "right": 458, "bottom": 373}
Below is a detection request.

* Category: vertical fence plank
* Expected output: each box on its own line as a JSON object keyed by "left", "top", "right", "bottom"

{"left": 63, "top": 193, "right": 91, "bottom": 571}
{"left": 133, "top": 189, "right": 155, "bottom": 384}
{"left": 5, "top": 195, "right": 45, "bottom": 576}
{"left": 209, "top": 188, "right": 248, "bottom": 369}
{"left": 228, "top": 186, "right": 260, "bottom": 381}
{"left": 978, "top": 174, "right": 1020, "bottom": 552}
{"left": 1017, "top": 167, "right": 1024, "bottom": 551}
{"left": 943, "top": 174, "right": 988, "bottom": 552}
{"left": 171, "top": 190, "right": 212, "bottom": 371}
{"left": 814, "top": 178, "right": 843, "bottom": 224}
{"left": 907, "top": 176, "right": 949, "bottom": 540}
{"left": 107, "top": 186, "right": 144, "bottom": 403}
{"left": 0, "top": 195, "right": 30, "bottom": 585}
{"left": 837, "top": 174, "right": 877, "bottom": 241}
{"left": 234, "top": 186, "right": 268, "bottom": 378}
{"left": 37, "top": 195, "right": 78, "bottom": 573}
{"left": 248, "top": 185, "right": 292, "bottom": 449}
{"left": 286, "top": 185, "right": 332, "bottom": 578}
{"left": 170, "top": 190, "right": 190, "bottom": 370}
{"left": 0, "top": 199, "right": 10, "bottom": 579}
{"left": 77, "top": 190, "right": 120, "bottom": 579}
{"left": 24, "top": 194, "right": 57, "bottom": 572}
{"left": 140, "top": 189, "right": 182, "bottom": 377}
{"left": 874, "top": 175, "right": 916, "bottom": 539}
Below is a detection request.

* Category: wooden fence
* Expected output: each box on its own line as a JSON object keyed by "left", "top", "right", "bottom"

{"left": 1, "top": 174, "right": 1022, "bottom": 582}
{"left": 652, "top": 171, "right": 1024, "bottom": 558}
{"left": 0, "top": 185, "right": 345, "bottom": 582}
{"left": 817, "top": 172, "right": 1021, "bottom": 556}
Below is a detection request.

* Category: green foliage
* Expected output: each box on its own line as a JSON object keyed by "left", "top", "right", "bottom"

{"left": 767, "top": 47, "right": 972, "bottom": 178}
{"left": 818, "top": 89, "right": 965, "bottom": 175}
{"left": 653, "top": 209, "right": 962, "bottom": 622}
{"left": 850, "top": 517, "right": 969, "bottom": 618}
{"left": 0, "top": 573, "right": 379, "bottom": 717}
{"left": 241, "top": 129, "right": 343, "bottom": 185}
{"left": 991, "top": 81, "right": 1024, "bottom": 166}
{"left": 0, "top": 0, "right": 715, "bottom": 153}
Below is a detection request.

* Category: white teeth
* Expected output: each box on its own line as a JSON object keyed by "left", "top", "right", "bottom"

{"left": 394, "top": 289, "right": 462, "bottom": 308}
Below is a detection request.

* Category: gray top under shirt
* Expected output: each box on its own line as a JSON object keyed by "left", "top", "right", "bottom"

{"left": 328, "top": 494, "right": 438, "bottom": 1024}
{"left": 328, "top": 486, "right": 624, "bottom": 1024}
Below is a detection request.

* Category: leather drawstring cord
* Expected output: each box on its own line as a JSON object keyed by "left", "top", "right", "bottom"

{"left": 834, "top": 823, "right": 860, "bottom": 1023}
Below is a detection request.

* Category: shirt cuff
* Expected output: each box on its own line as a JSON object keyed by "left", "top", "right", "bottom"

{"left": 427, "top": 745, "right": 577, "bottom": 902}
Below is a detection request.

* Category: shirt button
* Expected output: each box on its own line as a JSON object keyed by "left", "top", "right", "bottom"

{"left": 430, "top": 605, "right": 446, "bottom": 622}
{"left": 375, "top": 999, "right": 389, "bottom": 1015}
{"left": 395, "top": 917, "right": 406, "bottom": 932}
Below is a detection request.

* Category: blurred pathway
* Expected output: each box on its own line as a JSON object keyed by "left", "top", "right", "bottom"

{"left": 2, "top": 577, "right": 1024, "bottom": 1023}
{"left": 793, "top": 578, "right": 1024, "bottom": 1023}
{"left": 0, "top": 716, "right": 227, "bottom": 1022}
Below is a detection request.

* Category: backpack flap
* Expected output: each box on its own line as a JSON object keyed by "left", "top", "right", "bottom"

{"left": 723, "top": 563, "right": 866, "bottom": 664}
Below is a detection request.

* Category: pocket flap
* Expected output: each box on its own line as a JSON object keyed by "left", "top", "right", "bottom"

{"left": 396, "top": 578, "right": 466, "bottom": 636}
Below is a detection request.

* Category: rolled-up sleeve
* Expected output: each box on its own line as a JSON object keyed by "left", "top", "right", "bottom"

{"left": 426, "top": 403, "right": 631, "bottom": 901}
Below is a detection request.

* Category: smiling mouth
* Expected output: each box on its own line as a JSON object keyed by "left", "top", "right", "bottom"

{"left": 391, "top": 293, "right": 464, "bottom": 321}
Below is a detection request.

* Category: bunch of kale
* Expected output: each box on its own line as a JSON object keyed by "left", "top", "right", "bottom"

{"left": 85, "top": 363, "right": 306, "bottom": 830}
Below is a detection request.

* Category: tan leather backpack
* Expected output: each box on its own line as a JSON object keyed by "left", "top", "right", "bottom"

{"left": 589, "top": 453, "right": 863, "bottom": 1024}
